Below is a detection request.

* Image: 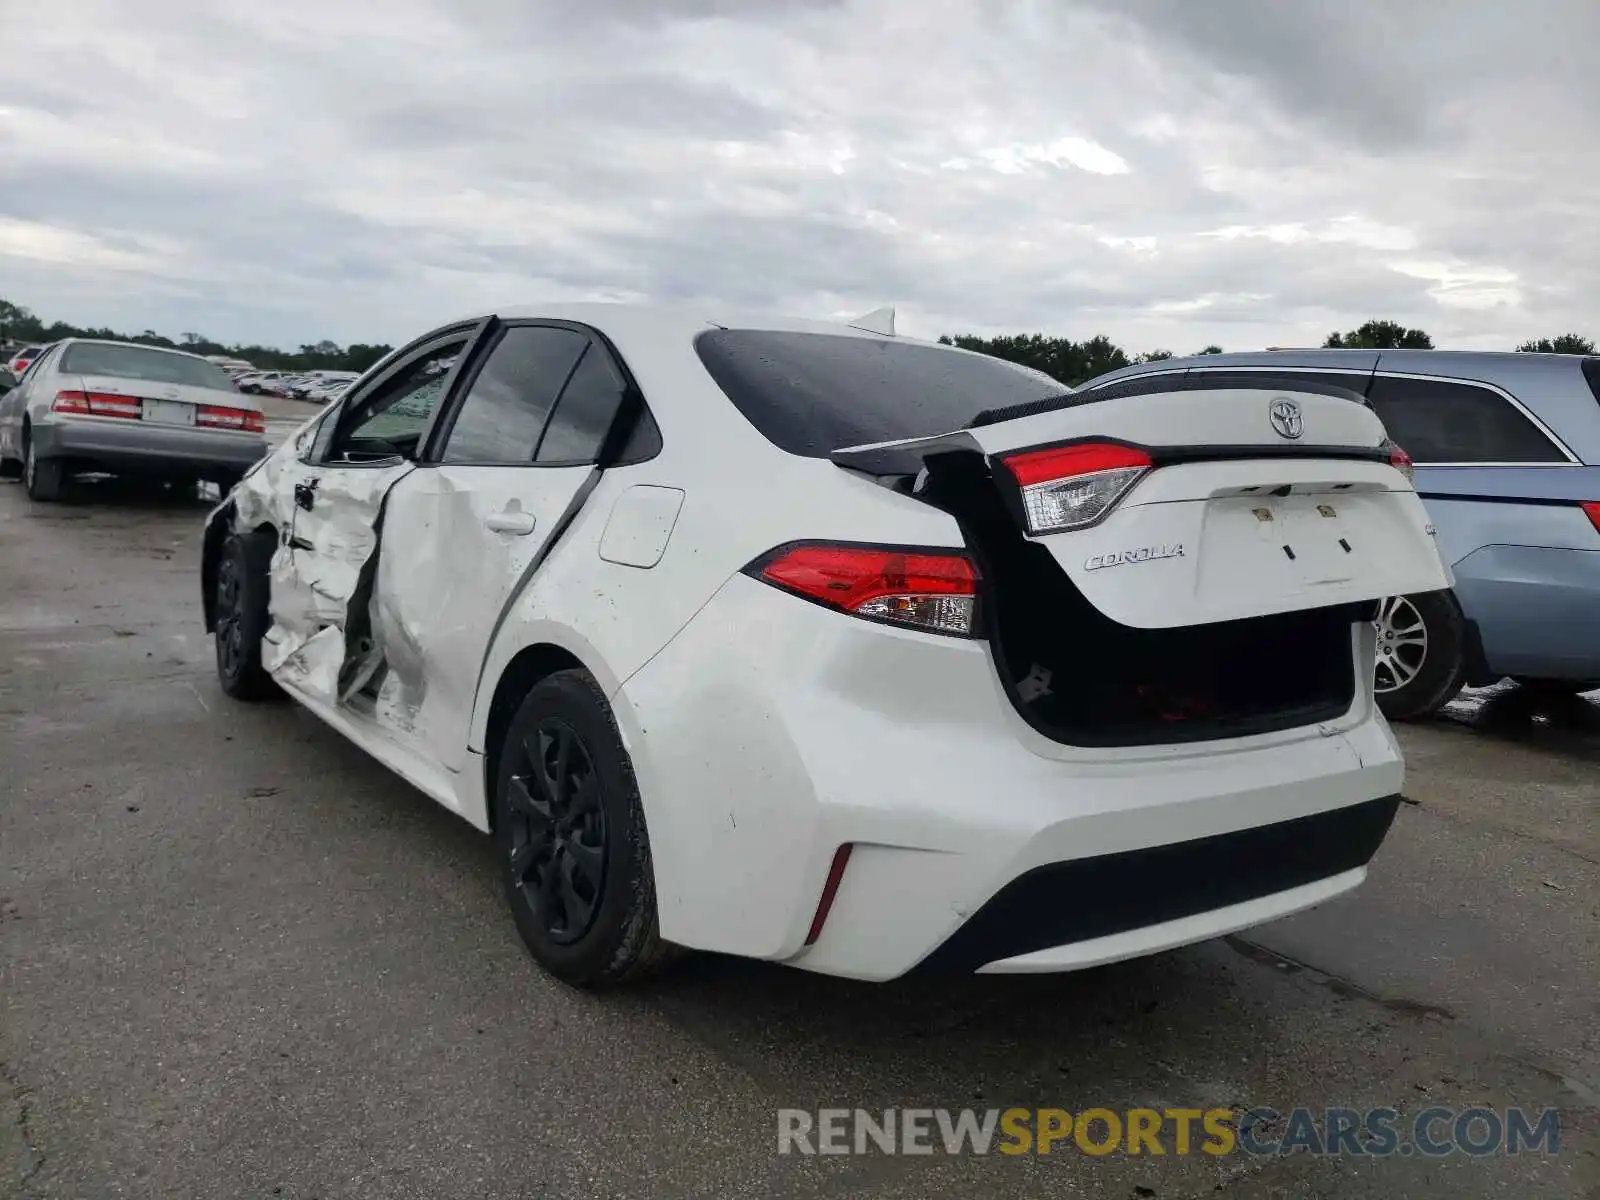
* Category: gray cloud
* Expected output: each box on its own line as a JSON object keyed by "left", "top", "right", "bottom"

{"left": 0, "top": 0, "right": 1594, "bottom": 354}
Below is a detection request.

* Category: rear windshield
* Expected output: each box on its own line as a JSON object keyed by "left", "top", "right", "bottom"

{"left": 695, "top": 329, "right": 1070, "bottom": 457}
{"left": 61, "top": 343, "right": 233, "bottom": 390}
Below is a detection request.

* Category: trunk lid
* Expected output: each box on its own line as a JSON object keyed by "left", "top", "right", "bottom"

{"left": 835, "top": 385, "right": 1453, "bottom": 629}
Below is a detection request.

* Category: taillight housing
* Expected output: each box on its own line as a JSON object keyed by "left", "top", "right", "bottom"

{"left": 198, "top": 404, "right": 266, "bottom": 434}
{"left": 52, "top": 390, "right": 142, "bottom": 419}
{"left": 1386, "top": 440, "right": 1414, "bottom": 482}
{"left": 999, "top": 441, "right": 1152, "bottom": 535}
{"left": 747, "top": 542, "right": 980, "bottom": 637}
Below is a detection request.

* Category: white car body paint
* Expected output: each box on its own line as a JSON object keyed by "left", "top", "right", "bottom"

{"left": 206, "top": 303, "right": 1452, "bottom": 981}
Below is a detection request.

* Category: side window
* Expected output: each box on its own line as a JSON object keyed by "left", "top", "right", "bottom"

{"left": 535, "top": 343, "right": 658, "bottom": 464}
{"left": 1367, "top": 376, "right": 1567, "bottom": 464}
{"left": 440, "top": 326, "right": 587, "bottom": 464}
{"left": 327, "top": 341, "right": 467, "bottom": 463}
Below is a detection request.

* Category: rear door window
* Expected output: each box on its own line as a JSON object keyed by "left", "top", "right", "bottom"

{"left": 535, "top": 342, "right": 662, "bottom": 465}
{"left": 695, "top": 329, "right": 1069, "bottom": 457}
{"left": 1366, "top": 375, "right": 1568, "bottom": 464}
{"left": 438, "top": 326, "right": 588, "bottom": 465}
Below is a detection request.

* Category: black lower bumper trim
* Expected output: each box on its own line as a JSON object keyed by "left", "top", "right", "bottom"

{"left": 910, "top": 794, "right": 1401, "bottom": 977}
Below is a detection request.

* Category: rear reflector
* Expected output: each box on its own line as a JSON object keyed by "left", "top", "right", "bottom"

{"left": 197, "top": 404, "right": 266, "bottom": 434}
{"left": 804, "top": 844, "right": 853, "bottom": 946}
{"left": 1000, "top": 441, "right": 1152, "bottom": 535}
{"left": 52, "top": 390, "right": 142, "bottom": 420}
{"left": 750, "top": 542, "right": 979, "bottom": 636}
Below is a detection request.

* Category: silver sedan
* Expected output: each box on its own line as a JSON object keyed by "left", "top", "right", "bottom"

{"left": 0, "top": 339, "right": 269, "bottom": 501}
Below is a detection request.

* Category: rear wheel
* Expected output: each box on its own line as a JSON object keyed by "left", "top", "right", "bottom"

{"left": 23, "top": 438, "right": 65, "bottom": 502}
{"left": 493, "top": 669, "right": 671, "bottom": 987}
{"left": 1373, "top": 591, "right": 1467, "bottom": 721}
{"left": 214, "top": 530, "right": 281, "bottom": 700}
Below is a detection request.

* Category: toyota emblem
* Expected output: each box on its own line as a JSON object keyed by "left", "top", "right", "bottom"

{"left": 1269, "top": 397, "right": 1304, "bottom": 439}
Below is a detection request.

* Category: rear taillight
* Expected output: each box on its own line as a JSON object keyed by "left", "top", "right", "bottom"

{"left": 749, "top": 542, "right": 980, "bottom": 637}
{"left": 197, "top": 405, "right": 265, "bottom": 434}
{"left": 1387, "top": 440, "right": 1414, "bottom": 482}
{"left": 52, "top": 390, "right": 141, "bottom": 419}
{"left": 1000, "top": 441, "right": 1152, "bottom": 535}
{"left": 1582, "top": 502, "right": 1600, "bottom": 535}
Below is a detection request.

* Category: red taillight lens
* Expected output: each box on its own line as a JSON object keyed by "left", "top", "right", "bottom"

{"left": 15, "top": 360, "right": 32, "bottom": 372}
{"left": 1387, "top": 440, "right": 1414, "bottom": 482}
{"left": 197, "top": 405, "right": 265, "bottom": 434}
{"left": 1582, "top": 502, "right": 1600, "bottom": 535}
{"left": 1000, "top": 441, "right": 1152, "bottom": 535}
{"left": 52, "top": 390, "right": 142, "bottom": 419}
{"left": 751, "top": 542, "right": 979, "bottom": 637}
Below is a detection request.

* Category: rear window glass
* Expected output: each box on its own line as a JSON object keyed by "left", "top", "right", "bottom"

{"left": 1583, "top": 358, "right": 1600, "bottom": 410}
{"left": 694, "top": 330, "right": 1070, "bottom": 457}
{"left": 61, "top": 343, "right": 233, "bottom": 390}
{"left": 1366, "top": 375, "right": 1567, "bottom": 464}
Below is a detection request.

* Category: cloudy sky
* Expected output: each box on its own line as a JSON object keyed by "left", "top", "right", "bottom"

{"left": 1, "top": 0, "right": 1596, "bottom": 355}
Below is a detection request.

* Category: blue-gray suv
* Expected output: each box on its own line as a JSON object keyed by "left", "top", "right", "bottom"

{"left": 1080, "top": 349, "right": 1600, "bottom": 718}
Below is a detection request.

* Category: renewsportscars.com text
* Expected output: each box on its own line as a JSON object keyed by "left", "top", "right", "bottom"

{"left": 777, "top": 1106, "right": 1561, "bottom": 1158}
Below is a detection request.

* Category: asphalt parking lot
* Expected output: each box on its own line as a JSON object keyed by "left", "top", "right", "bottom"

{"left": 1, "top": 470, "right": 1596, "bottom": 1199}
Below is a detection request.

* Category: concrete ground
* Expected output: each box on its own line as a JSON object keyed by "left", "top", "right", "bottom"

{"left": 0, "top": 473, "right": 1595, "bottom": 1199}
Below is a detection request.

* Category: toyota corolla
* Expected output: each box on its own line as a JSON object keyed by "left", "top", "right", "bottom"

{"left": 200, "top": 305, "right": 1451, "bottom": 986}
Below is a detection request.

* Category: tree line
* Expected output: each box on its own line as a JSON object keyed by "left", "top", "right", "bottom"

{"left": 941, "top": 319, "right": 1595, "bottom": 387}
{"left": 2, "top": 295, "right": 1591, "bottom": 388}
{"left": 0, "top": 298, "right": 393, "bottom": 374}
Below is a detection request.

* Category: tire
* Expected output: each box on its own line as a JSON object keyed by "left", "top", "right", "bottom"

{"left": 1512, "top": 677, "right": 1600, "bottom": 697}
{"left": 493, "top": 669, "right": 672, "bottom": 987}
{"left": 214, "top": 530, "right": 281, "bottom": 701}
{"left": 23, "top": 438, "right": 65, "bottom": 502}
{"left": 1374, "top": 591, "right": 1467, "bottom": 721}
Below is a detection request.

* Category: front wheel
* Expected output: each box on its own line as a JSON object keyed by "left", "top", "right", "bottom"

{"left": 215, "top": 531, "right": 281, "bottom": 701}
{"left": 1373, "top": 591, "right": 1467, "bottom": 721}
{"left": 493, "top": 669, "right": 672, "bottom": 987}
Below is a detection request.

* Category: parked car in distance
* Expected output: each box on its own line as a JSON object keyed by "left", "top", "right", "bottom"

{"left": 7, "top": 345, "right": 45, "bottom": 376}
{"left": 1079, "top": 349, "right": 1600, "bottom": 717}
{"left": 236, "top": 371, "right": 287, "bottom": 395}
{"left": 0, "top": 338, "right": 268, "bottom": 501}
{"left": 201, "top": 304, "right": 1448, "bottom": 987}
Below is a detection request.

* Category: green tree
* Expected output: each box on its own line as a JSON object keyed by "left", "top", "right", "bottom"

{"left": 1324, "top": 320, "right": 1433, "bottom": 350}
{"left": 1516, "top": 334, "right": 1595, "bottom": 355}
{"left": 1198, "top": 344, "right": 1224, "bottom": 355}
{"left": 1136, "top": 349, "right": 1174, "bottom": 364}
{"left": 938, "top": 332, "right": 1131, "bottom": 386}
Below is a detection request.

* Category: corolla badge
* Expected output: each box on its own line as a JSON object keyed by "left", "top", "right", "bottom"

{"left": 1269, "top": 397, "right": 1304, "bottom": 439}
{"left": 1084, "top": 544, "right": 1185, "bottom": 571}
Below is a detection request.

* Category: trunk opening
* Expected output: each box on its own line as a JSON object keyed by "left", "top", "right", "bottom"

{"left": 916, "top": 452, "right": 1364, "bottom": 747}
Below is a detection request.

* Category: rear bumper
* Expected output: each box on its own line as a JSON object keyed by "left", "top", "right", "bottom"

{"left": 614, "top": 575, "right": 1404, "bottom": 981}
{"left": 1452, "top": 545, "right": 1600, "bottom": 679}
{"left": 32, "top": 415, "right": 267, "bottom": 475}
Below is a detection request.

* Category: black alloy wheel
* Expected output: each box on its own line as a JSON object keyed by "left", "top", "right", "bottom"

{"left": 505, "top": 720, "right": 608, "bottom": 946}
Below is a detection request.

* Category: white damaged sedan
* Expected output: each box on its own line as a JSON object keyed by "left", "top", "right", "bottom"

{"left": 201, "top": 304, "right": 1451, "bottom": 986}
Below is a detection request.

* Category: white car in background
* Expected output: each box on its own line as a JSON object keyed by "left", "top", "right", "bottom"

{"left": 0, "top": 339, "right": 268, "bottom": 500}
{"left": 201, "top": 304, "right": 1450, "bottom": 987}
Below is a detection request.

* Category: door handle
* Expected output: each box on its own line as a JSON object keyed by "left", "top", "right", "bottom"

{"left": 484, "top": 508, "right": 537, "bottom": 535}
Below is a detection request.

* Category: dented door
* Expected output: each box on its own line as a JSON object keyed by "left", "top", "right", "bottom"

{"left": 238, "top": 328, "right": 482, "bottom": 705}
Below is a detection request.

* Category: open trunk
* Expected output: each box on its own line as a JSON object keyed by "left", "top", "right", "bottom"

{"left": 835, "top": 384, "right": 1453, "bottom": 748}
